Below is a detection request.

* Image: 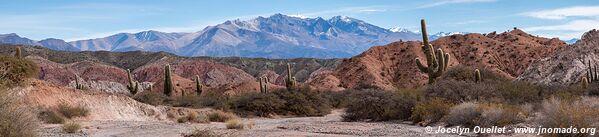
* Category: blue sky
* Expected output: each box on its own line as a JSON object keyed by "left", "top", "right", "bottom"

{"left": 1, "top": 0, "right": 598, "bottom": 41}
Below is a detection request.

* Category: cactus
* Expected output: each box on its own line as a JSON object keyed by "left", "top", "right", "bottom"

{"left": 265, "top": 77, "right": 269, "bottom": 93}
{"left": 586, "top": 60, "right": 598, "bottom": 83}
{"left": 195, "top": 75, "right": 203, "bottom": 96}
{"left": 126, "top": 69, "right": 139, "bottom": 95}
{"left": 415, "top": 19, "right": 450, "bottom": 84}
{"left": 474, "top": 69, "right": 482, "bottom": 83}
{"left": 15, "top": 47, "right": 21, "bottom": 59}
{"left": 74, "top": 75, "right": 83, "bottom": 90}
{"left": 582, "top": 77, "right": 589, "bottom": 89}
{"left": 164, "top": 64, "right": 173, "bottom": 96}
{"left": 584, "top": 60, "right": 598, "bottom": 88}
{"left": 259, "top": 77, "right": 269, "bottom": 93}
{"left": 285, "top": 63, "right": 296, "bottom": 90}
{"left": 259, "top": 77, "right": 265, "bottom": 93}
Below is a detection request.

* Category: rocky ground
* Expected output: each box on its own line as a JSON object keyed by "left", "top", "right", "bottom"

{"left": 38, "top": 110, "right": 459, "bottom": 137}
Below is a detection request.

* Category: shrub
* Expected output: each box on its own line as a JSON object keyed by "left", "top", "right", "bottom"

{"left": 38, "top": 109, "right": 65, "bottom": 124}
{"left": 233, "top": 92, "right": 285, "bottom": 117}
{"left": 319, "top": 90, "right": 353, "bottom": 108}
{"left": 173, "top": 95, "right": 201, "bottom": 107}
{"left": 177, "top": 117, "right": 188, "bottom": 123}
{"left": 441, "top": 66, "right": 508, "bottom": 83}
{"left": 443, "top": 102, "right": 481, "bottom": 127}
{"left": 178, "top": 112, "right": 209, "bottom": 123}
{"left": 58, "top": 103, "right": 90, "bottom": 118}
{"left": 425, "top": 79, "right": 496, "bottom": 103}
{"left": 0, "top": 90, "right": 39, "bottom": 137}
{"left": 537, "top": 98, "right": 599, "bottom": 137}
{"left": 342, "top": 89, "right": 420, "bottom": 122}
{"left": 133, "top": 91, "right": 169, "bottom": 106}
{"left": 62, "top": 122, "right": 81, "bottom": 133}
{"left": 411, "top": 98, "right": 453, "bottom": 125}
{"left": 477, "top": 103, "right": 524, "bottom": 127}
{"left": 208, "top": 110, "right": 239, "bottom": 122}
{"left": 496, "top": 81, "right": 541, "bottom": 104}
{"left": 225, "top": 119, "right": 249, "bottom": 129}
{"left": 0, "top": 55, "right": 39, "bottom": 88}
{"left": 272, "top": 87, "right": 332, "bottom": 116}
{"left": 195, "top": 92, "right": 233, "bottom": 111}
{"left": 225, "top": 119, "right": 243, "bottom": 129}
{"left": 184, "top": 128, "right": 220, "bottom": 137}
{"left": 585, "top": 83, "right": 599, "bottom": 96}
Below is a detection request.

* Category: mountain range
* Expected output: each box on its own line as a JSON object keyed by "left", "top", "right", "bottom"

{"left": 0, "top": 14, "right": 521, "bottom": 58}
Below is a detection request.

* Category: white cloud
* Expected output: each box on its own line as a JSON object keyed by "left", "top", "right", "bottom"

{"left": 524, "top": 20, "right": 599, "bottom": 32}
{"left": 289, "top": 14, "right": 309, "bottom": 19}
{"left": 523, "top": 19, "right": 599, "bottom": 39}
{"left": 301, "top": 6, "right": 389, "bottom": 17}
{"left": 417, "top": 0, "right": 497, "bottom": 9}
{"left": 522, "top": 6, "right": 599, "bottom": 20}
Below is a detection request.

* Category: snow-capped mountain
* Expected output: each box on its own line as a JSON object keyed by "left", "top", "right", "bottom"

{"left": 172, "top": 14, "right": 420, "bottom": 58}
{"left": 69, "top": 30, "right": 187, "bottom": 52}
{"left": 68, "top": 14, "right": 420, "bottom": 58}
{"left": 387, "top": 27, "right": 467, "bottom": 40}
{"left": 1, "top": 14, "right": 423, "bottom": 58}
{"left": 429, "top": 32, "right": 468, "bottom": 40}
{"left": 388, "top": 27, "right": 413, "bottom": 33}
{"left": 564, "top": 38, "right": 578, "bottom": 44}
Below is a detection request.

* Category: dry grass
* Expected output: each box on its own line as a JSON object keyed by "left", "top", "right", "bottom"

{"left": 0, "top": 91, "right": 39, "bottom": 137}
{"left": 443, "top": 102, "right": 481, "bottom": 127}
{"left": 208, "top": 110, "right": 239, "bottom": 122}
{"left": 58, "top": 103, "right": 90, "bottom": 118}
{"left": 62, "top": 122, "right": 81, "bottom": 133}
{"left": 225, "top": 119, "right": 253, "bottom": 130}
{"left": 38, "top": 109, "right": 66, "bottom": 124}
{"left": 537, "top": 97, "right": 599, "bottom": 137}
{"left": 410, "top": 98, "right": 453, "bottom": 125}
{"left": 0, "top": 55, "right": 39, "bottom": 88}
{"left": 178, "top": 112, "right": 209, "bottom": 123}
{"left": 184, "top": 128, "right": 220, "bottom": 137}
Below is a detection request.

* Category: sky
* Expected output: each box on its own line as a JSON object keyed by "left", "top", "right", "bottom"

{"left": 1, "top": 0, "right": 598, "bottom": 41}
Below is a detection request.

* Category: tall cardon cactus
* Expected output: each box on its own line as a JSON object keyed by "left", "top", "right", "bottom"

{"left": 164, "top": 64, "right": 173, "bottom": 96}
{"left": 415, "top": 19, "right": 450, "bottom": 84}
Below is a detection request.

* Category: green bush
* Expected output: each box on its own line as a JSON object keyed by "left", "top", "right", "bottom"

{"left": 133, "top": 91, "right": 170, "bottom": 106}
{"left": 425, "top": 79, "right": 497, "bottom": 103}
{"left": 496, "top": 81, "right": 541, "bottom": 104}
{"left": 58, "top": 103, "right": 90, "bottom": 118}
{"left": 195, "top": 92, "right": 234, "bottom": 111}
{"left": 233, "top": 92, "right": 285, "bottom": 117}
{"left": 0, "top": 55, "right": 39, "bottom": 87}
{"left": 410, "top": 98, "right": 453, "bottom": 125}
{"left": 319, "top": 90, "right": 354, "bottom": 108}
{"left": 342, "top": 89, "right": 420, "bottom": 122}
{"left": 441, "top": 66, "right": 508, "bottom": 83}
{"left": 272, "top": 87, "right": 332, "bottom": 116}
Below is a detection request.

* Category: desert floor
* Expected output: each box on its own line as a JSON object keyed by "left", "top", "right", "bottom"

{"left": 38, "top": 109, "right": 459, "bottom": 137}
